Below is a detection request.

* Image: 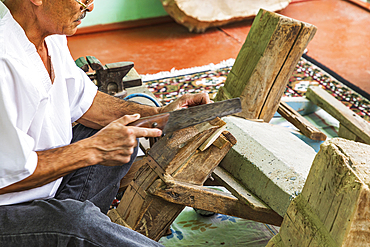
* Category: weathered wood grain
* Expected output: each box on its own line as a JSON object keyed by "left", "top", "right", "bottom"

{"left": 306, "top": 86, "right": 370, "bottom": 144}
{"left": 149, "top": 177, "right": 283, "bottom": 226}
{"left": 278, "top": 101, "right": 327, "bottom": 141}
{"left": 267, "top": 138, "right": 370, "bottom": 246}
{"left": 215, "top": 9, "right": 316, "bottom": 122}
{"left": 110, "top": 119, "right": 239, "bottom": 241}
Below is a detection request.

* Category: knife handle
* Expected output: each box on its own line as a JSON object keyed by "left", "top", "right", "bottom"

{"left": 127, "top": 113, "right": 170, "bottom": 130}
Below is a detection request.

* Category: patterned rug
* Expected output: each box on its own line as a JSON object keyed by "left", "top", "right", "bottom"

{"left": 142, "top": 56, "right": 370, "bottom": 122}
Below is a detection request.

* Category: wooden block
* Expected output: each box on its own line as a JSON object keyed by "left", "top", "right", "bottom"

{"left": 215, "top": 9, "right": 317, "bottom": 122}
{"left": 268, "top": 138, "right": 370, "bottom": 246}
{"left": 278, "top": 101, "right": 327, "bottom": 141}
{"left": 306, "top": 86, "right": 370, "bottom": 144}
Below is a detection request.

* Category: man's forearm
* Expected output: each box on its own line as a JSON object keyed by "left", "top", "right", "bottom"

{"left": 0, "top": 112, "right": 163, "bottom": 195}
{"left": 0, "top": 139, "right": 98, "bottom": 195}
{"left": 78, "top": 91, "right": 161, "bottom": 129}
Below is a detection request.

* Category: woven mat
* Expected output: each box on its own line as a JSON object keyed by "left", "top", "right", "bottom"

{"left": 142, "top": 56, "right": 370, "bottom": 122}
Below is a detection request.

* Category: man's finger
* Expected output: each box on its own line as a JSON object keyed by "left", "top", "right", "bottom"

{"left": 131, "top": 126, "right": 162, "bottom": 138}
{"left": 186, "top": 92, "right": 211, "bottom": 107}
{"left": 118, "top": 113, "right": 141, "bottom": 126}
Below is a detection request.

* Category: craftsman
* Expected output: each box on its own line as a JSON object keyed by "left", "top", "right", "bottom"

{"left": 0, "top": 0, "right": 211, "bottom": 246}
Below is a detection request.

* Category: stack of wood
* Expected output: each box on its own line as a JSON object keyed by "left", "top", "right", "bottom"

{"left": 160, "top": 0, "right": 291, "bottom": 32}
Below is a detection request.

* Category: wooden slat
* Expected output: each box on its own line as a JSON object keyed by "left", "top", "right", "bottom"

{"left": 306, "top": 86, "right": 370, "bottom": 144}
{"left": 338, "top": 123, "right": 365, "bottom": 143}
{"left": 173, "top": 133, "right": 233, "bottom": 185}
{"left": 149, "top": 178, "right": 283, "bottom": 226}
{"left": 212, "top": 167, "right": 271, "bottom": 211}
{"left": 148, "top": 120, "right": 220, "bottom": 171}
{"left": 278, "top": 101, "right": 327, "bottom": 141}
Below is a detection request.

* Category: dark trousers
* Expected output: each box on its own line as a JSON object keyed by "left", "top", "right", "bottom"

{"left": 0, "top": 124, "right": 163, "bottom": 247}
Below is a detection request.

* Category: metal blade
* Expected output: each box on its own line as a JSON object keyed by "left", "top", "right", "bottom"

{"left": 162, "top": 98, "right": 241, "bottom": 134}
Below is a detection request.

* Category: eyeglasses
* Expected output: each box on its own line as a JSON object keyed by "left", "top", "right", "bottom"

{"left": 75, "top": 0, "right": 94, "bottom": 12}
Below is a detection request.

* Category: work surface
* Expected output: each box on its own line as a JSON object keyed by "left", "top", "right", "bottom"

{"left": 116, "top": 55, "right": 360, "bottom": 246}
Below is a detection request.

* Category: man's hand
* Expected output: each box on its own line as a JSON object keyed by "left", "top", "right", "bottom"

{"left": 88, "top": 114, "right": 162, "bottom": 165}
{"left": 159, "top": 92, "right": 212, "bottom": 113}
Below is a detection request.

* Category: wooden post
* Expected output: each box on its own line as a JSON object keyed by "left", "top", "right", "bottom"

{"left": 215, "top": 9, "right": 317, "bottom": 122}
{"left": 267, "top": 138, "right": 370, "bottom": 246}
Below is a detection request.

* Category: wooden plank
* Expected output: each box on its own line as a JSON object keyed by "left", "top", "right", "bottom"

{"left": 259, "top": 22, "right": 317, "bottom": 120}
{"left": 278, "top": 101, "right": 327, "bottom": 141}
{"left": 155, "top": 118, "right": 224, "bottom": 175}
{"left": 119, "top": 157, "right": 147, "bottom": 192}
{"left": 149, "top": 178, "right": 283, "bottom": 226}
{"left": 279, "top": 195, "right": 337, "bottom": 247}
{"left": 306, "top": 86, "right": 370, "bottom": 144}
{"left": 173, "top": 133, "right": 233, "bottom": 185}
{"left": 215, "top": 9, "right": 316, "bottom": 122}
{"left": 107, "top": 209, "right": 132, "bottom": 229}
{"left": 199, "top": 125, "right": 226, "bottom": 151}
{"left": 338, "top": 123, "right": 357, "bottom": 141}
{"left": 338, "top": 123, "right": 365, "bottom": 143}
{"left": 135, "top": 194, "right": 184, "bottom": 241}
{"left": 212, "top": 166, "right": 271, "bottom": 211}
{"left": 148, "top": 120, "right": 220, "bottom": 170}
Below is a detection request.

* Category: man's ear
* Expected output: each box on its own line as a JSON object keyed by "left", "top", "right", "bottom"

{"left": 29, "top": 0, "right": 43, "bottom": 7}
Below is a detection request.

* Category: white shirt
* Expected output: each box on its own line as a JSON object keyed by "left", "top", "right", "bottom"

{"left": 0, "top": 2, "right": 98, "bottom": 205}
